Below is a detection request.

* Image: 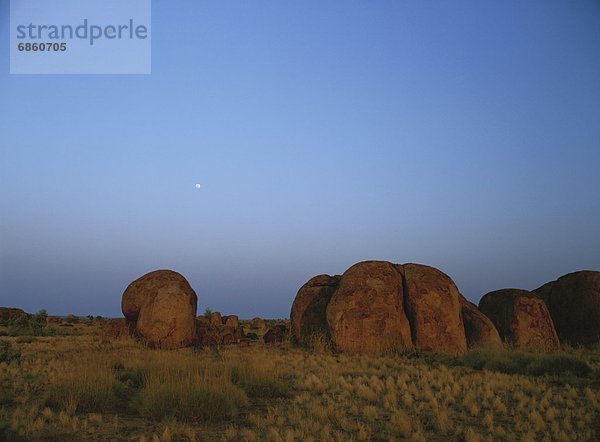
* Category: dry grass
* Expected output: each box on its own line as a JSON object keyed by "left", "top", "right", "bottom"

{"left": 0, "top": 322, "right": 599, "bottom": 441}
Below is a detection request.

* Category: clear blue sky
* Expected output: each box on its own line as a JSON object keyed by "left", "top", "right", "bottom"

{"left": 1, "top": 1, "right": 599, "bottom": 318}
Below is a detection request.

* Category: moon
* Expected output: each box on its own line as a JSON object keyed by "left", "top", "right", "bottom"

{"left": 195, "top": 183, "right": 201, "bottom": 189}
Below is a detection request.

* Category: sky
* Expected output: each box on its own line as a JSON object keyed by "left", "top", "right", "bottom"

{"left": 1, "top": 1, "right": 599, "bottom": 318}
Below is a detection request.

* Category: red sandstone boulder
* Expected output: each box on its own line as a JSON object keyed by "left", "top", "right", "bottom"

{"left": 210, "top": 312, "right": 223, "bottom": 327}
{"left": 264, "top": 324, "right": 288, "bottom": 344}
{"left": 224, "top": 315, "right": 239, "bottom": 328}
{"left": 533, "top": 271, "right": 600, "bottom": 346}
{"left": 291, "top": 274, "right": 340, "bottom": 345}
{"left": 479, "top": 289, "right": 559, "bottom": 350}
{"left": 122, "top": 270, "right": 191, "bottom": 321}
{"left": 134, "top": 277, "right": 198, "bottom": 349}
{"left": 326, "top": 261, "right": 412, "bottom": 354}
{"left": 459, "top": 296, "right": 502, "bottom": 350}
{"left": 403, "top": 264, "right": 467, "bottom": 354}
{"left": 222, "top": 332, "right": 235, "bottom": 345}
{"left": 250, "top": 317, "right": 266, "bottom": 329}
{"left": 195, "top": 316, "right": 215, "bottom": 343}
{"left": 101, "top": 318, "right": 135, "bottom": 340}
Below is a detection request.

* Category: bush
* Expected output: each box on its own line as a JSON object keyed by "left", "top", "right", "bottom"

{"left": 461, "top": 350, "right": 592, "bottom": 378}
{"left": 526, "top": 354, "right": 591, "bottom": 377}
{"left": 5, "top": 310, "right": 49, "bottom": 336}
{"left": 0, "top": 341, "right": 21, "bottom": 363}
{"left": 204, "top": 307, "right": 213, "bottom": 319}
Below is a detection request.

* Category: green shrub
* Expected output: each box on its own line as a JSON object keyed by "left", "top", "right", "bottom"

{"left": 526, "top": 354, "right": 591, "bottom": 377}
{"left": 461, "top": 350, "right": 592, "bottom": 378}
{"left": 5, "top": 310, "right": 49, "bottom": 336}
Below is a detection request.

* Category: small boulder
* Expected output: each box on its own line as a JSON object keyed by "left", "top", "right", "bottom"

{"left": 250, "top": 317, "right": 266, "bottom": 329}
{"left": 224, "top": 315, "right": 239, "bottom": 328}
{"left": 195, "top": 316, "right": 215, "bottom": 341}
{"left": 210, "top": 311, "right": 223, "bottom": 327}
{"left": 479, "top": 289, "right": 559, "bottom": 350}
{"left": 222, "top": 332, "right": 235, "bottom": 345}
{"left": 246, "top": 332, "right": 259, "bottom": 341}
{"left": 264, "top": 324, "right": 288, "bottom": 344}
{"left": 533, "top": 271, "right": 600, "bottom": 346}
{"left": 223, "top": 325, "right": 245, "bottom": 341}
{"left": 101, "top": 318, "right": 134, "bottom": 340}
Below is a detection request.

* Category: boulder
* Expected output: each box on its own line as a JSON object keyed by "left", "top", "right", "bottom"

{"left": 326, "top": 261, "right": 412, "bottom": 354}
{"left": 232, "top": 325, "right": 245, "bottom": 340}
{"left": 0, "top": 307, "right": 26, "bottom": 322}
{"left": 291, "top": 274, "right": 340, "bottom": 345}
{"left": 135, "top": 278, "right": 198, "bottom": 349}
{"left": 264, "top": 324, "right": 288, "bottom": 344}
{"left": 250, "top": 317, "right": 266, "bottom": 329}
{"left": 222, "top": 332, "right": 235, "bottom": 345}
{"left": 459, "top": 296, "right": 502, "bottom": 349}
{"left": 479, "top": 289, "right": 559, "bottom": 350}
{"left": 403, "top": 264, "right": 467, "bottom": 354}
{"left": 199, "top": 331, "right": 222, "bottom": 346}
{"left": 122, "top": 270, "right": 190, "bottom": 321}
{"left": 101, "top": 318, "right": 134, "bottom": 340}
{"left": 195, "top": 316, "right": 215, "bottom": 342}
{"left": 533, "top": 271, "right": 600, "bottom": 346}
{"left": 210, "top": 312, "right": 223, "bottom": 327}
{"left": 224, "top": 315, "right": 239, "bottom": 328}
{"left": 223, "top": 325, "right": 245, "bottom": 341}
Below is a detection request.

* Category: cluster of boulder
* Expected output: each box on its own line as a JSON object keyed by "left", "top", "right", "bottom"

{"left": 112, "top": 269, "right": 279, "bottom": 349}
{"left": 196, "top": 313, "right": 248, "bottom": 346}
{"left": 105, "top": 264, "right": 598, "bottom": 354}
{"left": 291, "top": 261, "right": 599, "bottom": 355}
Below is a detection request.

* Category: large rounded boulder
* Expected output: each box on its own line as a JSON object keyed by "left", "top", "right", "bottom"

{"left": 121, "top": 270, "right": 198, "bottom": 349}
{"left": 122, "top": 270, "right": 190, "bottom": 321}
{"left": 326, "top": 261, "right": 412, "bottom": 354}
{"left": 403, "top": 264, "right": 467, "bottom": 354}
{"left": 291, "top": 274, "right": 340, "bottom": 345}
{"left": 459, "top": 296, "right": 502, "bottom": 350}
{"left": 533, "top": 271, "right": 600, "bottom": 346}
{"left": 479, "top": 289, "right": 559, "bottom": 350}
{"left": 135, "top": 278, "right": 198, "bottom": 349}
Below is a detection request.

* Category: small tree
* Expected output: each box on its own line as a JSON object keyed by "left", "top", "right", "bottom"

{"left": 204, "top": 307, "right": 213, "bottom": 319}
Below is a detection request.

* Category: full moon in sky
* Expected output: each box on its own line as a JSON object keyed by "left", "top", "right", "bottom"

{"left": 195, "top": 184, "right": 201, "bottom": 189}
